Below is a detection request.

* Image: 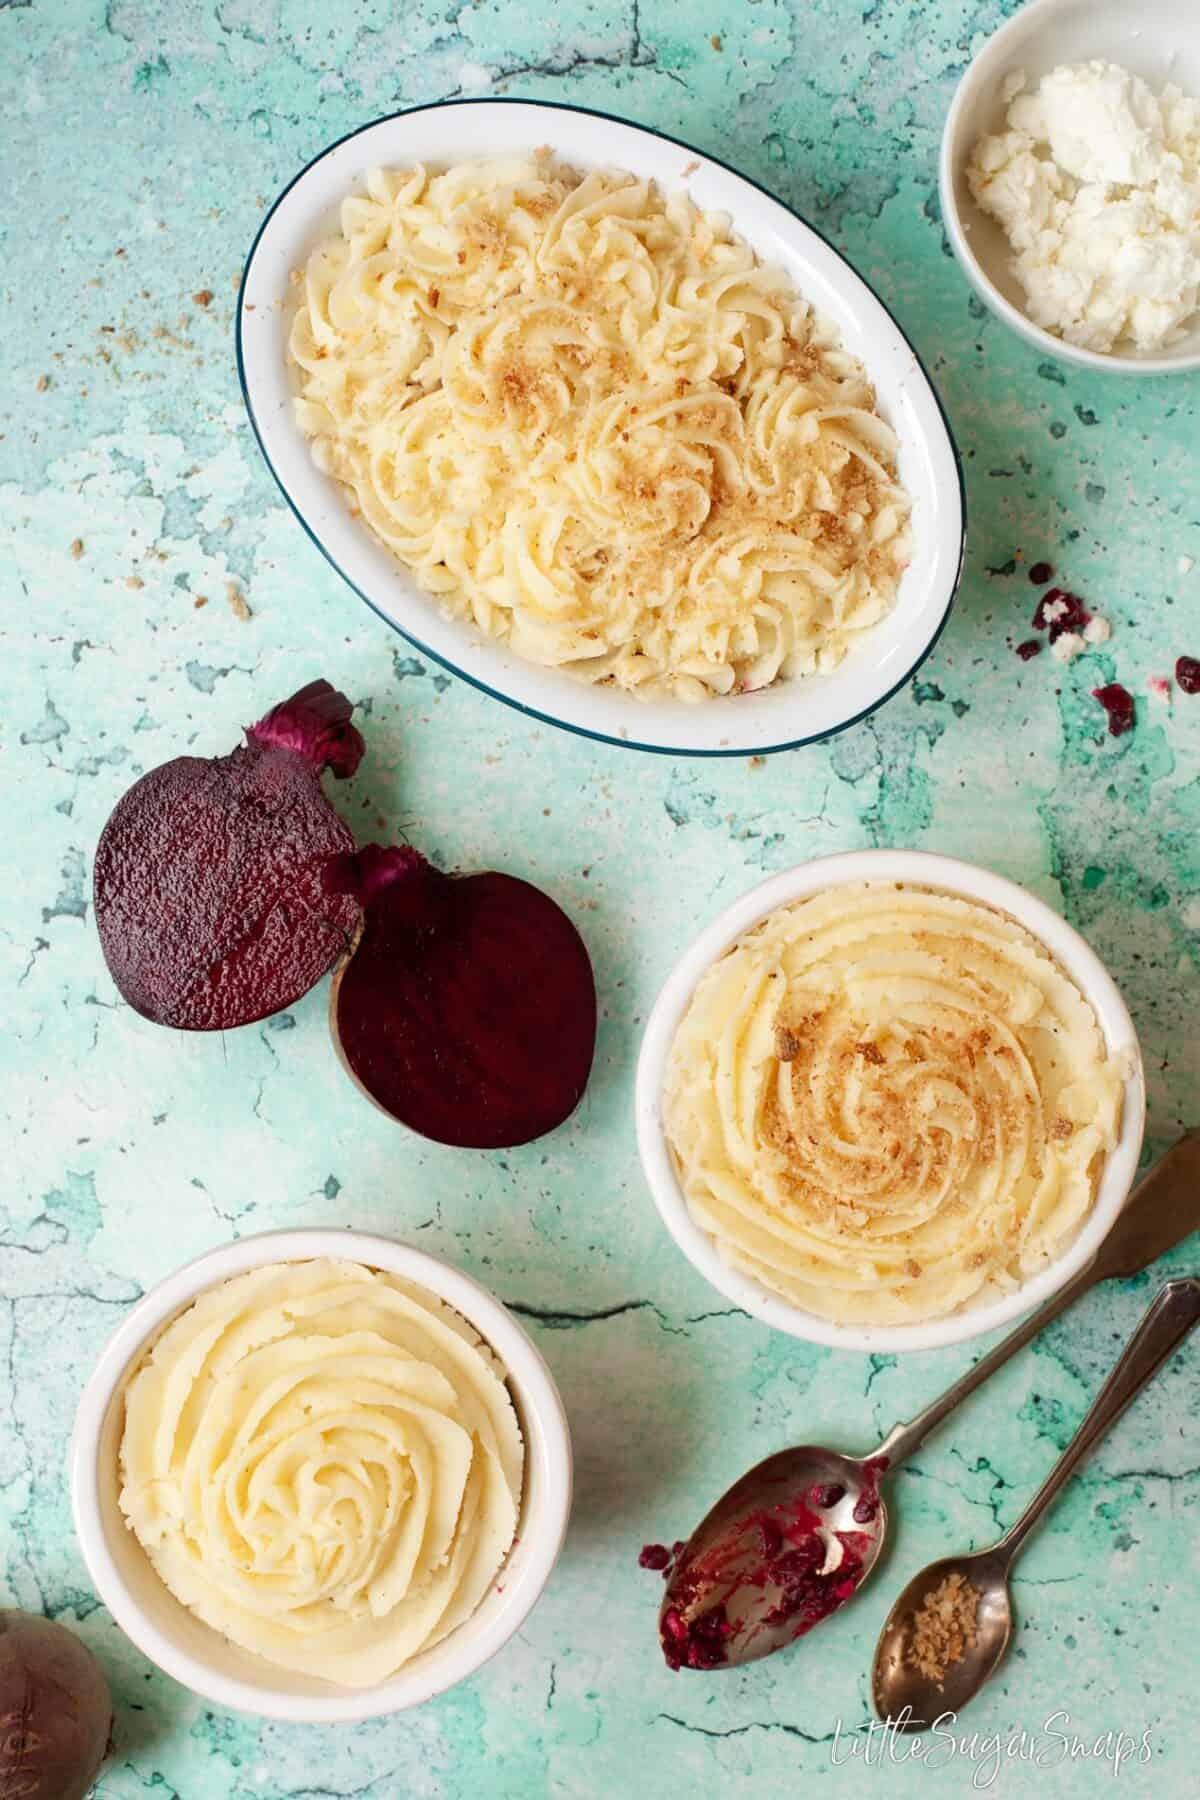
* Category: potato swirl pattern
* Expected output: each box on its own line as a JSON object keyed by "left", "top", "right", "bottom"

{"left": 288, "top": 156, "right": 911, "bottom": 701}
{"left": 664, "top": 884, "right": 1124, "bottom": 1325}
{"left": 118, "top": 1259, "right": 523, "bottom": 1688}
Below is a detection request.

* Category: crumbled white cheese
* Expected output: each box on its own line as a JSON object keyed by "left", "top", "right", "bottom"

{"left": 1083, "top": 614, "right": 1111, "bottom": 644}
{"left": 1041, "top": 596, "right": 1070, "bottom": 623}
{"left": 1050, "top": 630, "right": 1086, "bottom": 662}
{"left": 967, "top": 61, "right": 1200, "bottom": 353}
{"left": 1180, "top": 554, "right": 1196, "bottom": 575}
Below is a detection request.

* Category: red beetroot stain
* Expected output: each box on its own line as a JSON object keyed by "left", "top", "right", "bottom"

{"left": 1016, "top": 639, "right": 1042, "bottom": 661}
{"left": 1175, "top": 656, "right": 1200, "bottom": 694}
{"left": 1034, "top": 588, "right": 1092, "bottom": 642}
{"left": 1093, "top": 683, "right": 1136, "bottom": 736}
{"left": 1029, "top": 561, "right": 1054, "bottom": 585}
{"left": 638, "top": 1544, "right": 672, "bottom": 1571}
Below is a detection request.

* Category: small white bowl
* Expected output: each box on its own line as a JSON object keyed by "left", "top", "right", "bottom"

{"left": 940, "top": 0, "right": 1200, "bottom": 374}
{"left": 71, "top": 1229, "right": 572, "bottom": 1722}
{"left": 239, "top": 99, "right": 965, "bottom": 757}
{"left": 636, "top": 850, "right": 1146, "bottom": 1354}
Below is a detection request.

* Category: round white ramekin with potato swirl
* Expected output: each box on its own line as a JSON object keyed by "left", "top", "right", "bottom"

{"left": 637, "top": 852, "right": 1145, "bottom": 1352}
{"left": 118, "top": 1258, "right": 523, "bottom": 1689}
{"left": 71, "top": 1232, "right": 571, "bottom": 1722}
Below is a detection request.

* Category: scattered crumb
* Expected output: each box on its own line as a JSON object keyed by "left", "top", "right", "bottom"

{"left": 1148, "top": 676, "right": 1172, "bottom": 702}
{"left": 69, "top": 538, "right": 84, "bottom": 559}
{"left": 1050, "top": 631, "right": 1085, "bottom": 663}
{"left": 906, "top": 1572, "right": 980, "bottom": 1687}
{"left": 194, "top": 594, "right": 209, "bottom": 609}
{"left": 125, "top": 576, "right": 144, "bottom": 590}
{"left": 681, "top": 159, "right": 701, "bottom": 176}
{"left": 1082, "top": 614, "right": 1111, "bottom": 644}
{"left": 1180, "top": 555, "right": 1195, "bottom": 577}
{"left": 192, "top": 289, "right": 213, "bottom": 307}
{"left": 225, "top": 580, "right": 252, "bottom": 620}
{"left": 749, "top": 754, "right": 766, "bottom": 768}
{"left": 36, "top": 374, "right": 50, "bottom": 393}
{"left": 711, "top": 33, "right": 722, "bottom": 50}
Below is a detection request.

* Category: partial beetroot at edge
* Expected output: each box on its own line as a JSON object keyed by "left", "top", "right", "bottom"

{"left": 94, "top": 680, "right": 364, "bottom": 1031}
{"left": 328, "top": 846, "right": 597, "bottom": 1149}
{"left": 0, "top": 1611, "right": 112, "bottom": 1800}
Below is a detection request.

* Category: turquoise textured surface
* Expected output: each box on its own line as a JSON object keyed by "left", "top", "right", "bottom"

{"left": 2, "top": 1, "right": 1197, "bottom": 1794}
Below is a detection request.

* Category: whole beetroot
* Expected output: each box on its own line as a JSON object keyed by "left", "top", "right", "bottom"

{"left": 0, "top": 1611, "right": 111, "bottom": 1800}
{"left": 94, "top": 680, "right": 364, "bottom": 1030}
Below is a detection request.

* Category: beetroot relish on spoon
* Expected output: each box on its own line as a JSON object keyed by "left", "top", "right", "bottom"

{"left": 649, "top": 1463, "right": 886, "bottom": 1671}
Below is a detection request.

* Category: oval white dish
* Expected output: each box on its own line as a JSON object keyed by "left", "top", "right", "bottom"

{"left": 239, "top": 99, "right": 965, "bottom": 756}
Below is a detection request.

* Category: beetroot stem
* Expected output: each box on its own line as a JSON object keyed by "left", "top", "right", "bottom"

{"left": 246, "top": 679, "right": 365, "bottom": 777}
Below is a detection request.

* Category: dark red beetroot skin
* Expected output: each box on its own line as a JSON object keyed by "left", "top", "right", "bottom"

{"left": 0, "top": 1611, "right": 112, "bottom": 1800}
{"left": 328, "top": 846, "right": 597, "bottom": 1150}
{"left": 93, "top": 681, "right": 364, "bottom": 1030}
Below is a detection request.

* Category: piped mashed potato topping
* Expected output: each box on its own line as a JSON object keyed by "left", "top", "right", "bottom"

{"left": 118, "top": 1259, "right": 523, "bottom": 1688}
{"left": 288, "top": 155, "right": 911, "bottom": 702}
{"left": 663, "top": 883, "right": 1125, "bottom": 1325}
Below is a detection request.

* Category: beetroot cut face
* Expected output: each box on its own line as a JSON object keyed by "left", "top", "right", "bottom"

{"left": 328, "top": 846, "right": 597, "bottom": 1149}
{"left": 94, "top": 680, "right": 365, "bottom": 1030}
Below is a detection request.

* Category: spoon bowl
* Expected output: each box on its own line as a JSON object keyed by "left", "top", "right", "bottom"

{"left": 659, "top": 1447, "right": 888, "bottom": 1670}
{"left": 872, "top": 1552, "right": 1012, "bottom": 1729}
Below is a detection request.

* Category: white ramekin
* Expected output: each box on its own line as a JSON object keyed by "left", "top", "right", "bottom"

{"left": 636, "top": 850, "right": 1146, "bottom": 1354}
{"left": 71, "top": 1229, "right": 572, "bottom": 1722}
{"left": 940, "top": 0, "right": 1200, "bottom": 375}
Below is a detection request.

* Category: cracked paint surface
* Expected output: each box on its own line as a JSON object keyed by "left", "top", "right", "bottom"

{"left": 1, "top": 0, "right": 1198, "bottom": 1795}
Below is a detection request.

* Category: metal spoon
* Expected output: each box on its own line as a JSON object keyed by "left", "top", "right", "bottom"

{"left": 658, "top": 1131, "right": 1200, "bottom": 1671}
{"left": 872, "top": 1276, "right": 1200, "bottom": 1728}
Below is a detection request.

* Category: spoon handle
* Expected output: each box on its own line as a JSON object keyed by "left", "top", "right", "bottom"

{"left": 996, "top": 1278, "right": 1200, "bottom": 1566}
{"left": 875, "top": 1133, "right": 1200, "bottom": 1470}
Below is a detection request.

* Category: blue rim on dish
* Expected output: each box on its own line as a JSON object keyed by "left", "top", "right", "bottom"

{"left": 236, "top": 96, "right": 968, "bottom": 758}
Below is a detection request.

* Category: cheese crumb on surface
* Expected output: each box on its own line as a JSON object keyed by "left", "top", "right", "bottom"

{"left": 1051, "top": 630, "right": 1085, "bottom": 663}
{"left": 968, "top": 60, "right": 1200, "bottom": 354}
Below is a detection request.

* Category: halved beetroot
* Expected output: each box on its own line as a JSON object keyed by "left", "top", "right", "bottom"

{"left": 94, "top": 680, "right": 364, "bottom": 1030}
{"left": 327, "top": 846, "right": 597, "bottom": 1148}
